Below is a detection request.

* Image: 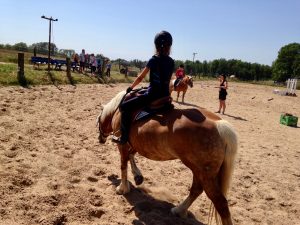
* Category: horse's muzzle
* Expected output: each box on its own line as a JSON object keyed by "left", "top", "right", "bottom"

{"left": 98, "top": 133, "right": 107, "bottom": 144}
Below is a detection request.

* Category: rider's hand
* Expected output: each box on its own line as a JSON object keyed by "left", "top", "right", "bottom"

{"left": 126, "top": 87, "right": 133, "bottom": 93}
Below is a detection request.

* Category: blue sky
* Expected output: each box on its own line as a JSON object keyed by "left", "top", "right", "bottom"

{"left": 0, "top": 0, "right": 299, "bottom": 65}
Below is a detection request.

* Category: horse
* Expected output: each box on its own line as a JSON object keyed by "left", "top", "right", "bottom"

{"left": 97, "top": 90, "right": 238, "bottom": 225}
{"left": 170, "top": 75, "right": 194, "bottom": 103}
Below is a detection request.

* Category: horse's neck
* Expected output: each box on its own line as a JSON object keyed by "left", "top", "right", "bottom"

{"left": 111, "top": 109, "right": 121, "bottom": 132}
{"left": 102, "top": 110, "right": 116, "bottom": 134}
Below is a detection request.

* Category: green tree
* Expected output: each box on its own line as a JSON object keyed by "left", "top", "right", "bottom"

{"left": 13, "top": 42, "right": 28, "bottom": 51}
{"left": 29, "top": 42, "right": 58, "bottom": 56}
{"left": 131, "top": 59, "right": 146, "bottom": 71}
{"left": 272, "top": 43, "right": 300, "bottom": 81}
{"left": 4, "top": 44, "right": 12, "bottom": 50}
{"left": 202, "top": 60, "right": 208, "bottom": 76}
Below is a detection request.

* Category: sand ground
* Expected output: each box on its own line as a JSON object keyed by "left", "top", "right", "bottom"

{"left": 0, "top": 81, "right": 299, "bottom": 225}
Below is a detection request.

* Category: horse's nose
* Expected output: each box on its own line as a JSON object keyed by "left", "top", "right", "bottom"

{"left": 98, "top": 134, "right": 106, "bottom": 144}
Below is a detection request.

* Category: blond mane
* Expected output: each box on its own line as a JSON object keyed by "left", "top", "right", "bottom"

{"left": 99, "top": 90, "right": 126, "bottom": 122}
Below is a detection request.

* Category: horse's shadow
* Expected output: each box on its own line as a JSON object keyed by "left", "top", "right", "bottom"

{"left": 108, "top": 175, "right": 205, "bottom": 225}
{"left": 174, "top": 101, "right": 200, "bottom": 108}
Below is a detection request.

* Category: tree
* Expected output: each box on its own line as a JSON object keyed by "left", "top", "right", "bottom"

{"left": 29, "top": 42, "right": 58, "bottom": 56}
{"left": 4, "top": 44, "right": 12, "bottom": 50}
{"left": 13, "top": 42, "right": 28, "bottom": 51}
{"left": 272, "top": 43, "right": 300, "bottom": 81}
{"left": 202, "top": 60, "right": 208, "bottom": 76}
{"left": 132, "top": 59, "right": 145, "bottom": 71}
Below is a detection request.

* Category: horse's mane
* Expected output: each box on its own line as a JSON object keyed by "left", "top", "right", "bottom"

{"left": 102, "top": 90, "right": 126, "bottom": 118}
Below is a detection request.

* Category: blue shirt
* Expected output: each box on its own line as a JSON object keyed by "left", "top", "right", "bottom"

{"left": 146, "top": 55, "right": 174, "bottom": 98}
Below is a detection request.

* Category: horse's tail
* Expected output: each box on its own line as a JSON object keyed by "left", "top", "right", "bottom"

{"left": 208, "top": 119, "right": 238, "bottom": 225}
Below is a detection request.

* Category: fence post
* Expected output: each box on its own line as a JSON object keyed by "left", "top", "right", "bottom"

{"left": 66, "top": 57, "right": 71, "bottom": 78}
{"left": 17, "top": 53, "right": 27, "bottom": 86}
{"left": 66, "top": 57, "right": 75, "bottom": 85}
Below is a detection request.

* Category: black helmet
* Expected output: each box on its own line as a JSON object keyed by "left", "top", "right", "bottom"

{"left": 154, "top": 31, "right": 173, "bottom": 48}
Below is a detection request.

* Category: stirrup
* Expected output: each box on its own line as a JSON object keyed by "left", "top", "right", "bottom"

{"left": 111, "top": 135, "right": 127, "bottom": 145}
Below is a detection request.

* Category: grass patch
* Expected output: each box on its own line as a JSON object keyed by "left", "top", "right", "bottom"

{"left": 0, "top": 49, "right": 65, "bottom": 65}
{"left": 0, "top": 63, "right": 19, "bottom": 85}
{"left": 0, "top": 63, "right": 136, "bottom": 86}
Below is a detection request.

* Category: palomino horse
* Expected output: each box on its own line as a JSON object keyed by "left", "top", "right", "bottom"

{"left": 97, "top": 90, "right": 238, "bottom": 225}
{"left": 170, "top": 75, "right": 194, "bottom": 102}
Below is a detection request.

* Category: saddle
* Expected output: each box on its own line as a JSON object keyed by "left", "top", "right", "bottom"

{"left": 173, "top": 78, "right": 182, "bottom": 88}
{"left": 123, "top": 88, "right": 174, "bottom": 121}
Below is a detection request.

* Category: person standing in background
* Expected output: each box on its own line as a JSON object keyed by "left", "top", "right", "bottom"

{"left": 216, "top": 74, "right": 228, "bottom": 114}
{"left": 79, "top": 49, "right": 85, "bottom": 73}
{"left": 90, "top": 54, "right": 97, "bottom": 76}
{"left": 106, "top": 61, "right": 111, "bottom": 77}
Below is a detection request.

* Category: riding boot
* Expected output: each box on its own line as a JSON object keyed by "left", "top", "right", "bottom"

{"left": 174, "top": 79, "right": 179, "bottom": 88}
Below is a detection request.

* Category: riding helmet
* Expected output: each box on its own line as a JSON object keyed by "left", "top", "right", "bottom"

{"left": 154, "top": 31, "right": 173, "bottom": 48}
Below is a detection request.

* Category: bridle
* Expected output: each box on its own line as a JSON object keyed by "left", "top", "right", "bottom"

{"left": 97, "top": 111, "right": 110, "bottom": 139}
{"left": 99, "top": 125, "right": 110, "bottom": 138}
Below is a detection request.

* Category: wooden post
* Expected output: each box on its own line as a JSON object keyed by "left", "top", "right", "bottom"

{"left": 66, "top": 57, "right": 74, "bottom": 85}
{"left": 66, "top": 57, "right": 71, "bottom": 78}
{"left": 33, "top": 46, "right": 37, "bottom": 57}
{"left": 17, "top": 53, "right": 27, "bottom": 86}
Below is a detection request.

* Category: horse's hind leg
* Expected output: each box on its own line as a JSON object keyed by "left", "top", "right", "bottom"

{"left": 171, "top": 174, "right": 203, "bottom": 218}
{"left": 116, "top": 146, "right": 130, "bottom": 195}
{"left": 129, "top": 154, "right": 144, "bottom": 185}
{"left": 182, "top": 91, "right": 186, "bottom": 103}
{"left": 203, "top": 180, "right": 233, "bottom": 225}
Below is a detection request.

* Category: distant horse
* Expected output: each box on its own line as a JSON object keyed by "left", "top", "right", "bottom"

{"left": 97, "top": 90, "right": 238, "bottom": 225}
{"left": 170, "top": 75, "right": 193, "bottom": 102}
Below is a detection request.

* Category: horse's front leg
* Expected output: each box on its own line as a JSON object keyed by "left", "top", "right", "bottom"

{"left": 182, "top": 90, "right": 186, "bottom": 103}
{"left": 116, "top": 146, "right": 131, "bottom": 195}
{"left": 129, "top": 154, "right": 144, "bottom": 185}
{"left": 171, "top": 174, "right": 203, "bottom": 218}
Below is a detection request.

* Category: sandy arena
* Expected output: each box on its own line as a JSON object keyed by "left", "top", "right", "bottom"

{"left": 0, "top": 81, "right": 299, "bottom": 225}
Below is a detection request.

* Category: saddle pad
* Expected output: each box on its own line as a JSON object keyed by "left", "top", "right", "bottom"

{"left": 133, "top": 103, "right": 174, "bottom": 122}
{"left": 134, "top": 110, "right": 151, "bottom": 121}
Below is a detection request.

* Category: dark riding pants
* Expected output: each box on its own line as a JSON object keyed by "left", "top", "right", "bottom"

{"left": 119, "top": 93, "right": 153, "bottom": 142}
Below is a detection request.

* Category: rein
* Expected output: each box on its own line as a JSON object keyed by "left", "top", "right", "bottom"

{"left": 113, "top": 87, "right": 145, "bottom": 114}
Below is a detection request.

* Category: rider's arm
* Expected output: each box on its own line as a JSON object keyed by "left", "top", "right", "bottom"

{"left": 223, "top": 81, "right": 228, "bottom": 89}
{"left": 221, "top": 81, "right": 228, "bottom": 89}
{"left": 130, "top": 67, "right": 150, "bottom": 89}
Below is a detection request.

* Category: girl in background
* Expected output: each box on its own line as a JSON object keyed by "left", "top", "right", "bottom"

{"left": 217, "top": 74, "right": 228, "bottom": 114}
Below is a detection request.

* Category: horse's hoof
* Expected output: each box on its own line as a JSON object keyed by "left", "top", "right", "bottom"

{"left": 134, "top": 175, "right": 144, "bottom": 185}
{"left": 116, "top": 183, "right": 130, "bottom": 195}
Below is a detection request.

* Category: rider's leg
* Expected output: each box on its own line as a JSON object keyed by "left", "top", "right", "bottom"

{"left": 112, "top": 94, "right": 150, "bottom": 144}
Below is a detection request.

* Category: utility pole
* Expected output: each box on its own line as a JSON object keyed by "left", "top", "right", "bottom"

{"left": 192, "top": 52, "right": 197, "bottom": 76}
{"left": 41, "top": 15, "right": 58, "bottom": 73}
{"left": 192, "top": 52, "right": 197, "bottom": 63}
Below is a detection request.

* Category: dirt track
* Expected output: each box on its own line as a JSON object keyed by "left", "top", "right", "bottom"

{"left": 0, "top": 81, "right": 299, "bottom": 225}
